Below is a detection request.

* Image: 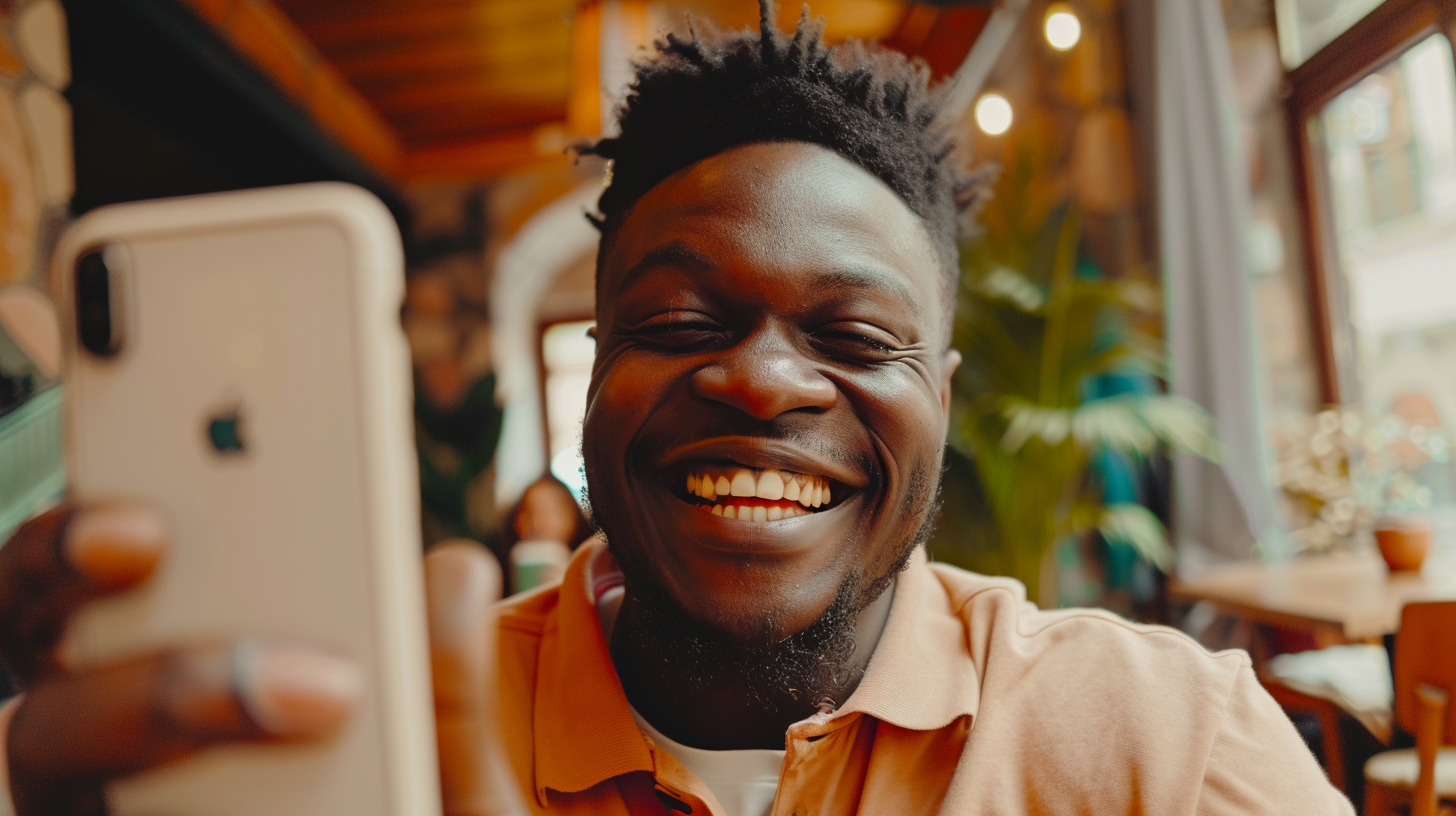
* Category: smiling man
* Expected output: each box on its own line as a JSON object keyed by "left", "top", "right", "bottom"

{"left": 0, "top": 4, "right": 1354, "bottom": 816}
{"left": 482, "top": 6, "right": 1351, "bottom": 816}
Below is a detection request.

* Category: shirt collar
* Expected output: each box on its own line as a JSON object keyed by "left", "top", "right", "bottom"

{"left": 825, "top": 545, "right": 982, "bottom": 732}
{"left": 529, "top": 540, "right": 981, "bottom": 800}
{"left": 531, "top": 541, "right": 653, "bottom": 803}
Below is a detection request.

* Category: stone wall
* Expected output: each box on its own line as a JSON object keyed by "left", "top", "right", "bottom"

{"left": 0, "top": 0, "right": 71, "bottom": 290}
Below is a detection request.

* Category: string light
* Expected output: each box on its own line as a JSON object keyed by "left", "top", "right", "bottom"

{"left": 1044, "top": 3, "right": 1081, "bottom": 51}
{"left": 974, "top": 93, "right": 1013, "bottom": 136}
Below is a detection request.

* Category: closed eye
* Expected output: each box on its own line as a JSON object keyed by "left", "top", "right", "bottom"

{"left": 627, "top": 314, "right": 729, "bottom": 352}
{"left": 812, "top": 326, "right": 900, "bottom": 363}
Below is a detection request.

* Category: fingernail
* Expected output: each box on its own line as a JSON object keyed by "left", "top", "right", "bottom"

{"left": 65, "top": 504, "right": 167, "bottom": 585}
{"left": 237, "top": 643, "right": 362, "bottom": 737}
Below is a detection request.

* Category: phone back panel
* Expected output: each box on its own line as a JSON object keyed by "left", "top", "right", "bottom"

{"left": 57, "top": 184, "right": 440, "bottom": 816}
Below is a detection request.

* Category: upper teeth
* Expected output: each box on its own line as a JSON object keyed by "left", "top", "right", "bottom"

{"left": 685, "top": 468, "right": 831, "bottom": 509}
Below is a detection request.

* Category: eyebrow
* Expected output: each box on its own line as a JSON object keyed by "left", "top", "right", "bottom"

{"left": 618, "top": 241, "right": 717, "bottom": 288}
{"left": 809, "top": 268, "right": 922, "bottom": 318}
{"left": 617, "top": 239, "right": 924, "bottom": 318}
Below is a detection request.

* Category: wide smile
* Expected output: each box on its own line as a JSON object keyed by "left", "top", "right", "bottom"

{"left": 648, "top": 436, "right": 866, "bottom": 533}
{"left": 678, "top": 464, "right": 845, "bottom": 521}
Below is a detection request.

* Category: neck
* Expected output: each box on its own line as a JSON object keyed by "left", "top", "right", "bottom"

{"left": 608, "top": 579, "right": 895, "bottom": 751}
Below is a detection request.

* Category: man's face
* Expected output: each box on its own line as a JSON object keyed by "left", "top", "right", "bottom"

{"left": 583, "top": 141, "right": 958, "bottom": 645}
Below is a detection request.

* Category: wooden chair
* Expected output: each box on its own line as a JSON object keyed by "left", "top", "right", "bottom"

{"left": 1260, "top": 677, "right": 1351, "bottom": 794}
{"left": 1260, "top": 642, "right": 1396, "bottom": 796}
{"left": 1365, "top": 601, "right": 1456, "bottom": 816}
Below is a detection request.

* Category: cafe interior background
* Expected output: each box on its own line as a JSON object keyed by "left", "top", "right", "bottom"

{"left": 0, "top": 0, "right": 1453, "bottom": 809}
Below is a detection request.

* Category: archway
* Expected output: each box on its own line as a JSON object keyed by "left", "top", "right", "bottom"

{"left": 489, "top": 181, "right": 601, "bottom": 507}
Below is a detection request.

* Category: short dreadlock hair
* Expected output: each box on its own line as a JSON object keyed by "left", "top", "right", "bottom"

{"left": 584, "top": 0, "right": 985, "bottom": 318}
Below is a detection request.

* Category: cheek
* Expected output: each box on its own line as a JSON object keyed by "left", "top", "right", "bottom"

{"left": 851, "top": 369, "right": 948, "bottom": 459}
{"left": 582, "top": 352, "right": 668, "bottom": 468}
{"left": 843, "top": 370, "right": 947, "bottom": 524}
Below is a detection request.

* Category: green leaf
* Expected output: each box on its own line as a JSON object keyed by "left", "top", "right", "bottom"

{"left": 1098, "top": 502, "right": 1175, "bottom": 572}
{"left": 1071, "top": 397, "right": 1157, "bottom": 457}
{"left": 1001, "top": 402, "right": 1073, "bottom": 452}
{"left": 1143, "top": 395, "right": 1222, "bottom": 461}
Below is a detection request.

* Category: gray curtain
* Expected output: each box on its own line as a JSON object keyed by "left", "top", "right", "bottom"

{"left": 1128, "top": 0, "right": 1282, "bottom": 574}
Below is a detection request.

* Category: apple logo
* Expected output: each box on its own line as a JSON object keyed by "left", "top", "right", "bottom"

{"left": 206, "top": 406, "right": 245, "bottom": 455}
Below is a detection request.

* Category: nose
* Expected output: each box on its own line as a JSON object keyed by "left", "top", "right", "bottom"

{"left": 691, "top": 325, "right": 837, "bottom": 419}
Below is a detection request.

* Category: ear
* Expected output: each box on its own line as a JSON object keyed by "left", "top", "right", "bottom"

{"left": 939, "top": 348, "right": 961, "bottom": 416}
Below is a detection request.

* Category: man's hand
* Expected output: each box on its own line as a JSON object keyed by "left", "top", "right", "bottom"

{"left": 0, "top": 503, "right": 362, "bottom": 815}
{"left": 0, "top": 504, "right": 521, "bottom": 816}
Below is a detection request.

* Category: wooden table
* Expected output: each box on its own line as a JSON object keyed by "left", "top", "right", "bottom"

{"left": 1168, "top": 550, "right": 1456, "bottom": 645}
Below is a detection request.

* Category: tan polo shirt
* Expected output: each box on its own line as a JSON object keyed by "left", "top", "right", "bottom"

{"left": 493, "top": 540, "right": 1354, "bottom": 815}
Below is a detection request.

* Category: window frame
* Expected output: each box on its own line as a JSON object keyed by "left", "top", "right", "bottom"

{"left": 1286, "top": 0, "right": 1456, "bottom": 404}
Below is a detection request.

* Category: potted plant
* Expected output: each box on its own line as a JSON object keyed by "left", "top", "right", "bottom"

{"left": 930, "top": 190, "right": 1219, "bottom": 605}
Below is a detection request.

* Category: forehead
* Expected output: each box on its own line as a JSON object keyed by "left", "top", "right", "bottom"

{"left": 599, "top": 142, "right": 943, "bottom": 314}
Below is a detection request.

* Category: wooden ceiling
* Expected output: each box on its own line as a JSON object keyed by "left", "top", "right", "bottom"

{"left": 273, "top": 0, "right": 576, "bottom": 146}
{"left": 262, "top": 0, "right": 991, "bottom": 180}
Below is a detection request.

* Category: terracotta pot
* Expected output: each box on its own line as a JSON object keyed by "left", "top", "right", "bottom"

{"left": 1374, "top": 518, "right": 1431, "bottom": 572}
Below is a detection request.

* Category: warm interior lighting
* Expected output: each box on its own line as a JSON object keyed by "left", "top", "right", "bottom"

{"left": 974, "top": 93, "right": 1013, "bottom": 136}
{"left": 1044, "top": 4, "right": 1081, "bottom": 51}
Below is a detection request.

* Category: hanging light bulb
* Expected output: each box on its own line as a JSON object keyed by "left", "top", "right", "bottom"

{"left": 974, "top": 93, "right": 1013, "bottom": 136}
{"left": 1044, "top": 3, "right": 1081, "bottom": 51}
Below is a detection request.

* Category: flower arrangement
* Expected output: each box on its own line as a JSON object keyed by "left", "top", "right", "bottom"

{"left": 1273, "top": 407, "right": 1451, "bottom": 553}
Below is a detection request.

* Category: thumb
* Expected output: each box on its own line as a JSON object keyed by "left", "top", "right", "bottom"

{"left": 424, "top": 540, "right": 525, "bottom": 816}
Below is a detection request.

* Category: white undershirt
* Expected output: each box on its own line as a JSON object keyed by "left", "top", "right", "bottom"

{"left": 597, "top": 583, "right": 785, "bottom": 816}
{"left": 630, "top": 706, "right": 784, "bottom": 816}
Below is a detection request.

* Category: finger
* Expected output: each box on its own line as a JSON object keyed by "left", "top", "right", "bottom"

{"left": 424, "top": 540, "right": 523, "bottom": 816}
{"left": 0, "top": 503, "right": 166, "bottom": 684}
{"left": 6, "top": 641, "right": 360, "bottom": 816}
{"left": 426, "top": 540, "right": 500, "bottom": 711}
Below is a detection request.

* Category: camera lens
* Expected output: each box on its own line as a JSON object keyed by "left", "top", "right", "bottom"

{"left": 76, "top": 249, "right": 122, "bottom": 356}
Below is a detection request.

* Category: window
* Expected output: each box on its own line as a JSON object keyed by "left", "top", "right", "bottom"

{"left": 1316, "top": 33, "right": 1456, "bottom": 424}
{"left": 1275, "top": 0, "right": 1385, "bottom": 67}
{"left": 1285, "top": 0, "right": 1453, "bottom": 400}
{"left": 540, "top": 320, "right": 595, "bottom": 501}
{"left": 1285, "top": 1, "right": 1456, "bottom": 516}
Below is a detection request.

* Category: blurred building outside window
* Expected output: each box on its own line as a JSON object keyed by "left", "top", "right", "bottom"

{"left": 1312, "top": 33, "right": 1456, "bottom": 517}
{"left": 541, "top": 319, "right": 596, "bottom": 503}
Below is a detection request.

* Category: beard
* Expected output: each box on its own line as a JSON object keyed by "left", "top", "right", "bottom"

{"left": 587, "top": 459, "right": 942, "bottom": 710}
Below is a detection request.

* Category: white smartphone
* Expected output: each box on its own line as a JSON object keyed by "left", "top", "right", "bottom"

{"left": 55, "top": 183, "right": 442, "bottom": 816}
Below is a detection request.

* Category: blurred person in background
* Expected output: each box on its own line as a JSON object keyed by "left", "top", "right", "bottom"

{"left": 502, "top": 474, "right": 590, "bottom": 594}
{"left": 0, "top": 2, "right": 1352, "bottom": 815}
